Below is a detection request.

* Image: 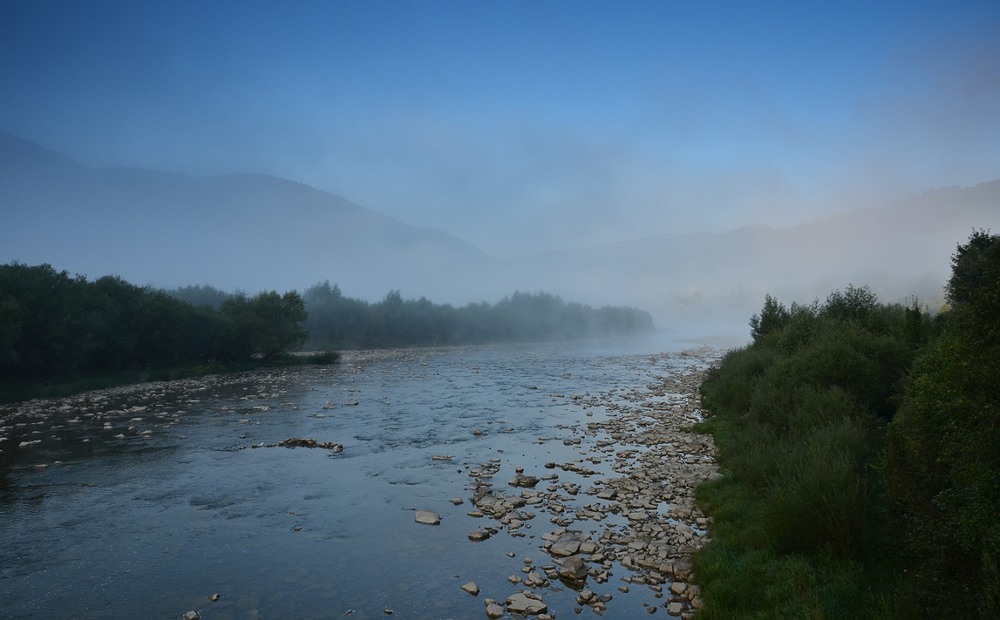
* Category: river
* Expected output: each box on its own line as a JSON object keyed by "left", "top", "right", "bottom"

{"left": 1, "top": 335, "right": 735, "bottom": 619}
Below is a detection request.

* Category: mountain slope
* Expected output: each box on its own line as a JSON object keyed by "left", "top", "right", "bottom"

{"left": 501, "top": 181, "right": 1000, "bottom": 316}
{"left": 3, "top": 134, "right": 998, "bottom": 318}
{"left": 0, "top": 134, "right": 496, "bottom": 302}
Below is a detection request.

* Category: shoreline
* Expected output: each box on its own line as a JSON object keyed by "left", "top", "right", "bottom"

{"left": 459, "top": 348, "right": 719, "bottom": 618}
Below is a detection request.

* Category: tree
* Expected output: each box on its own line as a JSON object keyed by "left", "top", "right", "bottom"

{"left": 886, "top": 230, "right": 1000, "bottom": 616}
{"left": 221, "top": 290, "right": 308, "bottom": 360}
{"left": 749, "top": 294, "right": 790, "bottom": 344}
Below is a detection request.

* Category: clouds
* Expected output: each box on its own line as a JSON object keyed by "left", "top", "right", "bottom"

{"left": 1, "top": 1, "right": 998, "bottom": 260}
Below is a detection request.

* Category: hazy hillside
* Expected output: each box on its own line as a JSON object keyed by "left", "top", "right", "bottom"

{"left": 3, "top": 135, "right": 998, "bottom": 320}
{"left": 0, "top": 134, "right": 496, "bottom": 303}
{"left": 504, "top": 182, "right": 1000, "bottom": 318}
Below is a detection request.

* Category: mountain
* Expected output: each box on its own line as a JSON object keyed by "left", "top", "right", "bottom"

{"left": 0, "top": 134, "right": 496, "bottom": 303}
{"left": 501, "top": 182, "right": 1000, "bottom": 318}
{"left": 3, "top": 134, "right": 998, "bottom": 321}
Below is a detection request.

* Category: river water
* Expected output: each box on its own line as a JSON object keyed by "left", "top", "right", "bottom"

{"left": 0, "top": 335, "right": 734, "bottom": 619}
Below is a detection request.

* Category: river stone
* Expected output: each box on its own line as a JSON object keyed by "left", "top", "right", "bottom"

{"left": 414, "top": 510, "right": 441, "bottom": 525}
{"left": 183, "top": 612, "right": 200, "bottom": 620}
{"left": 509, "top": 474, "right": 540, "bottom": 488}
{"left": 485, "top": 602, "right": 505, "bottom": 619}
{"left": 558, "top": 556, "right": 588, "bottom": 582}
{"left": 667, "top": 601, "right": 684, "bottom": 615}
{"left": 461, "top": 581, "right": 480, "bottom": 595}
{"left": 506, "top": 592, "right": 548, "bottom": 615}
{"left": 549, "top": 537, "right": 581, "bottom": 557}
{"left": 468, "top": 530, "right": 491, "bottom": 541}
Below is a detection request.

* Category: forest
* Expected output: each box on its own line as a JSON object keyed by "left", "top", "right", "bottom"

{"left": 169, "top": 281, "right": 654, "bottom": 350}
{"left": 693, "top": 230, "right": 999, "bottom": 618}
{"left": 0, "top": 265, "right": 653, "bottom": 402}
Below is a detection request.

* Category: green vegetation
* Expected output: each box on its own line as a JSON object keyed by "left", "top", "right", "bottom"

{"left": 299, "top": 282, "right": 654, "bottom": 349}
{"left": 1, "top": 264, "right": 653, "bottom": 403}
{"left": 694, "top": 230, "right": 1000, "bottom": 618}
{"left": 0, "top": 263, "right": 327, "bottom": 402}
{"left": 885, "top": 230, "right": 1000, "bottom": 617}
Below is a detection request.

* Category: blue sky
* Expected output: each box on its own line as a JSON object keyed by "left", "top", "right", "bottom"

{"left": 3, "top": 0, "right": 999, "bottom": 257}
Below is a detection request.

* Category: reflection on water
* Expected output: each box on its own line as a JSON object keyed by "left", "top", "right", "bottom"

{"left": 0, "top": 340, "right": 726, "bottom": 619}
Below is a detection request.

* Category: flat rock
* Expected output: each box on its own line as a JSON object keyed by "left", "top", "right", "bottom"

{"left": 506, "top": 592, "right": 548, "bottom": 615}
{"left": 414, "top": 510, "right": 441, "bottom": 525}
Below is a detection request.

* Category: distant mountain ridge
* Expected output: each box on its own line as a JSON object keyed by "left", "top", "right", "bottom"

{"left": 2, "top": 134, "right": 998, "bottom": 319}
{"left": 501, "top": 180, "right": 999, "bottom": 318}
{"left": 0, "top": 134, "right": 496, "bottom": 303}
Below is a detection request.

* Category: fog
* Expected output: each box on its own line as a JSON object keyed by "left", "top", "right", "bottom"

{"left": 2, "top": 1, "right": 999, "bottom": 335}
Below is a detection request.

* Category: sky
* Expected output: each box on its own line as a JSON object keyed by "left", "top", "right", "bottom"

{"left": 2, "top": 0, "right": 999, "bottom": 258}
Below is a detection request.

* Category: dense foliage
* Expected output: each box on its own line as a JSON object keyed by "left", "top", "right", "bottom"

{"left": 299, "top": 282, "right": 654, "bottom": 349}
{"left": 0, "top": 263, "right": 309, "bottom": 400}
{"left": 694, "top": 230, "right": 1000, "bottom": 618}
{"left": 2, "top": 264, "right": 653, "bottom": 401}
{"left": 885, "top": 230, "right": 1000, "bottom": 616}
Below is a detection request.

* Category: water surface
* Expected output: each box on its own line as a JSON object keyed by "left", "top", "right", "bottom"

{"left": 1, "top": 340, "right": 725, "bottom": 619}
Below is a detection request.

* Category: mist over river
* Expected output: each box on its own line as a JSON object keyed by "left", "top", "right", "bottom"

{"left": 1, "top": 337, "right": 734, "bottom": 619}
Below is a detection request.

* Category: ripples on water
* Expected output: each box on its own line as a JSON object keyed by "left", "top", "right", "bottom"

{"left": 0, "top": 338, "right": 730, "bottom": 619}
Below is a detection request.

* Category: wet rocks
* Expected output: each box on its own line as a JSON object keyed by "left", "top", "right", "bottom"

{"left": 277, "top": 437, "right": 343, "bottom": 452}
{"left": 414, "top": 510, "right": 441, "bottom": 525}
{"left": 455, "top": 351, "right": 719, "bottom": 619}
{"left": 461, "top": 581, "right": 480, "bottom": 595}
{"left": 484, "top": 600, "right": 505, "bottom": 618}
{"left": 508, "top": 472, "right": 540, "bottom": 488}
{"left": 506, "top": 591, "right": 548, "bottom": 615}
{"left": 558, "top": 556, "right": 588, "bottom": 583}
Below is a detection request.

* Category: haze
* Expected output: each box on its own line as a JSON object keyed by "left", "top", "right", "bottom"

{"left": 2, "top": 1, "right": 999, "bottom": 323}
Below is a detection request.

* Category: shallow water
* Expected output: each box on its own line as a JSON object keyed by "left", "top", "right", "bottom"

{"left": 0, "top": 339, "right": 726, "bottom": 619}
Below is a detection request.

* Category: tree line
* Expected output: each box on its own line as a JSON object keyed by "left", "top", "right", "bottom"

{"left": 0, "top": 263, "right": 309, "bottom": 399}
{"left": 694, "top": 230, "right": 999, "bottom": 618}
{"left": 0, "top": 264, "right": 654, "bottom": 400}
{"left": 295, "top": 282, "right": 654, "bottom": 349}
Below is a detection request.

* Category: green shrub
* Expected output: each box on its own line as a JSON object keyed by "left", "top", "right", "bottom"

{"left": 885, "top": 230, "right": 1000, "bottom": 616}
{"left": 695, "top": 286, "right": 926, "bottom": 617}
{"left": 763, "top": 417, "right": 875, "bottom": 558}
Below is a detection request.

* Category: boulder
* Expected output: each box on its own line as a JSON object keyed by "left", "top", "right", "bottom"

{"left": 558, "top": 556, "right": 588, "bottom": 582}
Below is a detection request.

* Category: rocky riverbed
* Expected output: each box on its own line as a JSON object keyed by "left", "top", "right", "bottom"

{"left": 452, "top": 349, "right": 718, "bottom": 618}
{"left": 1, "top": 343, "right": 725, "bottom": 619}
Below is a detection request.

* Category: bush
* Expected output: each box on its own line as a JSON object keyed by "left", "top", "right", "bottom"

{"left": 885, "top": 232, "right": 1000, "bottom": 615}
{"left": 695, "top": 286, "right": 924, "bottom": 617}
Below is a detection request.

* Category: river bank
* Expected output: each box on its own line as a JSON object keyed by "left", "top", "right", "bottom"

{"left": 454, "top": 347, "right": 718, "bottom": 618}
